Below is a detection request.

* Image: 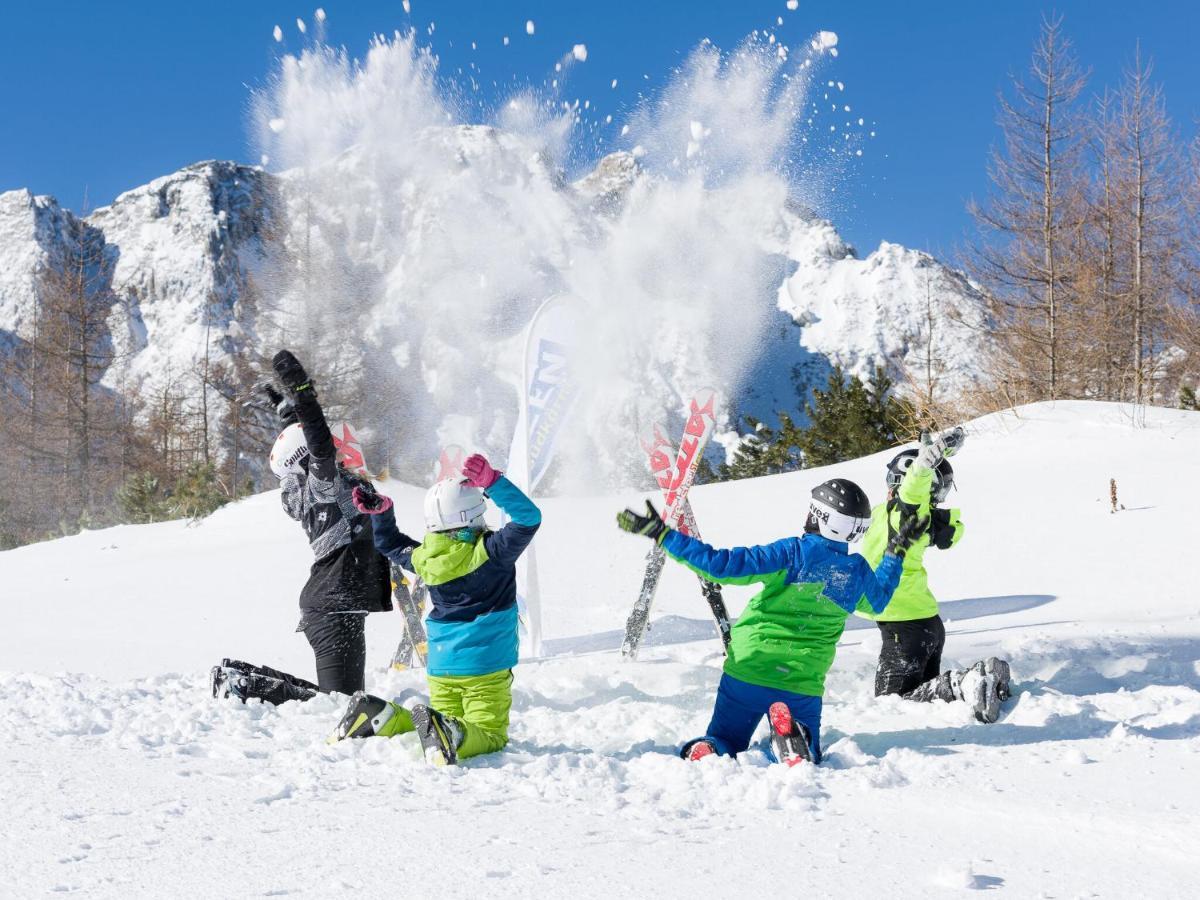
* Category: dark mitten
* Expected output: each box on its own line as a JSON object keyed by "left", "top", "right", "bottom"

{"left": 887, "top": 504, "right": 930, "bottom": 558}
{"left": 261, "top": 382, "right": 297, "bottom": 426}
{"left": 351, "top": 485, "right": 393, "bottom": 515}
{"left": 616, "top": 500, "right": 670, "bottom": 544}
{"left": 273, "top": 349, "right": 315, "bottom": 395}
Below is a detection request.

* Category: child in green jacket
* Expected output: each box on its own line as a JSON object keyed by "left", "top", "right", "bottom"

{"left": 859, "top": 428, "right": 1011, "bottom": 723}
{"left": 330, "top": 454, "right": 541, "bottom": 765}
{"left": 618, "top": 477, "right": 925, "bottom": 765}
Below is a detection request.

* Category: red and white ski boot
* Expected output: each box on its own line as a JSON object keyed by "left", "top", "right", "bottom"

{"left": 768, "top": 702, "right": 814, "bottom": 767}
{"left": 685, "top": 739, "right": 718, "bottom": 761}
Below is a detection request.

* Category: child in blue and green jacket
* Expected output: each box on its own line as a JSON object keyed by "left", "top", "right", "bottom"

{"left": 618, "top": 478, "right": 926, "bottom": 765}
{"left": 331, "top": 453, "right": 541, "bottom": 765}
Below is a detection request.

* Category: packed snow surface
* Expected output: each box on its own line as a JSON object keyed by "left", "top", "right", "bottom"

{"left": 3, "top": 402, "right": 1198, "bottom": 897}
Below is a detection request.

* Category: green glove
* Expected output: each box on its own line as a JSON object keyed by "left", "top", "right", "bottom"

{"left": 617, "top": 500, "right": 669, "bottom": 544}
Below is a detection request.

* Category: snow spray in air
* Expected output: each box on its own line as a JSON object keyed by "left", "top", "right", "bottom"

{"left": 252, "top": 22, "right": 842, "bottom": 490}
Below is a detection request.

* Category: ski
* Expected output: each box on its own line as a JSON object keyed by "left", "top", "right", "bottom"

{"left": 621, "top": 390, "right": 719, "bottom": 659}
{"left": 389, "top": 444, "right": 465, "bottom": 670}
{"left": 389, "top": 564, "right": 429, "bottom": 670}
{"left": 641, "top": 422, "right": 732, "bottom": 651}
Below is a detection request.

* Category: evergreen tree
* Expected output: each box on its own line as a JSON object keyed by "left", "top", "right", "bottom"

{"left": 169, "top": 462, "right": 230, "bottom": 520}
{"left": 720, "top": 413, "right": 806, "bottom": 480}
{"left": 1180, "top": 385, "right": 1198, "bottom": 411}
{"left": 796, "top": 366, "right": 912, "bottom": 467}
{"left": 117, "top": 473, "right": 170, "bottom": 524}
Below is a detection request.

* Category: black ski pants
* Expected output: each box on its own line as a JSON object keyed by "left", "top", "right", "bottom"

{"left": 302, "top": 611, "right": 368, "bottom": 696}
{"left": 875, "top": 615, "right": 957, "bottom": 703}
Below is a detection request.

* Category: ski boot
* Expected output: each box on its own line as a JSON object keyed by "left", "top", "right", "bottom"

{"left": 329, "top": 691, "right": 399, "bottom": 742}
{"left": 768, "top": 702, "right": 814, "bottom": 767}
{"left": 209, "top": 658, "right": 317, "bottom": 705}
{"left": 210, "top": 659, "right": 251, "bottom": 701}
{"left": 410, "top": 704, "right": 465, "bottom": 766}
{"left": 682, "top": 738, "right": 718, "bottom": 761}
{"left": 959, "top": 658, "right": 1012, "bottom": 724}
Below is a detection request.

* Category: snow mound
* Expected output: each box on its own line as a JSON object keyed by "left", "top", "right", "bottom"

{"left": 2, "top": 401, "right": 1198, "bottom": 895}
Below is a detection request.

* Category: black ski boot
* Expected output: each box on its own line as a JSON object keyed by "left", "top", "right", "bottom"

{"left": 768, "top": 702, "right": 814, "bottom": 767}
{"left": 329, "top": 692, "right": 400, "bottom": 742}
{"left": 209, "top": 658, "right": 318, "bottom": 705}
{"left": 410, "top": 704, "right": 465, "bottom": 766}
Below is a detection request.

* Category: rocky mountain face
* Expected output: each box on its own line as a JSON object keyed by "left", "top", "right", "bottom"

{"left": 0, "top": 134, "right": 988, "bottom": 483}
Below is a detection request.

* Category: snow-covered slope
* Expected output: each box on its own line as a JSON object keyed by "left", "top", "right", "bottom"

{"left": 2, "top": 401, "right": 1197, "bottom": 897}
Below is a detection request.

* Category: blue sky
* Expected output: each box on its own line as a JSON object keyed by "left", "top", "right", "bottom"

{"left": 2, "top": 1, "right": 1197, "bottom": 262}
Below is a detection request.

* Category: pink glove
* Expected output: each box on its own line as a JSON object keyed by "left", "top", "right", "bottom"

{"left": 351, "top": 485, "right": 393, "bottom": 515}
{"left": 462, "top": 453, "right": 501, "bottom": 489}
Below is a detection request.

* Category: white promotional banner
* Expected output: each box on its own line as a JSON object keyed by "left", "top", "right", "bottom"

{"left": 506, "top": 295, "right": 582, "bottom": 657}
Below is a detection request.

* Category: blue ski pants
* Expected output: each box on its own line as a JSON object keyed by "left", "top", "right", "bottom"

{"left": 683, "top": 673, "right": 824, "bottom": 763}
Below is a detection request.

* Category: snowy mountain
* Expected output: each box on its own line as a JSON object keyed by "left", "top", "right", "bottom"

{"left": 0, "top": 161, "right": 275, "bottom": 394}
{"left": 2, "top": 401, "right": 1196, "bottom": 896}
{"left": 0, "top": 138, "right": 987, "bottom": 479}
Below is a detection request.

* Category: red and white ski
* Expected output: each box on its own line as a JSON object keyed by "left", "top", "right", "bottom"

{"left": 640, "top": 423, "right": 732, "bottom": 651}
{"left": 621, "top": 390, "right": 720, "bottom": 659}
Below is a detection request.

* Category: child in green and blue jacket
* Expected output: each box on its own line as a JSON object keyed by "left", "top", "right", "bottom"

{"left": 331, "top": 454, "right": 540, "bottom": 765}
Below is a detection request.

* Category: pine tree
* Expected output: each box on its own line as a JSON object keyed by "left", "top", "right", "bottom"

{"left": 720, "top": 413, "right": 805, "bottom": 480}
{"left": 169, "top": 462, "right": 230, "bottom": 520}
{"left": 1180, "top": 385, "right": 1198, "bottom": 411}
{"left": 797, "top": 367, "right": 912, "bottom": 467}
{"left": 117, "top": 473, "right": 170, "bottom": 524}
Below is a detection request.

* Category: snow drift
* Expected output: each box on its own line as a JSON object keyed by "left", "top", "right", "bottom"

{"left": 2, "top": 401, "right": 1197, "bottom": 896}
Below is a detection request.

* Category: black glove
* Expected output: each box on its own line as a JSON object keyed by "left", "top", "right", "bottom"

{"left": 272, "top": 349, "right": 315, "bottom": 395}
{"left": 262, "top": 383, "right": 285, "bottom": 407}
{"left": 616, "top": 500, "right": 670, "bottom": 544}
{"left": 260, "top": 382, "right": 297, "bottom": 425}
{"left": 887, "top": 503, "right": 930, "bottom": 558}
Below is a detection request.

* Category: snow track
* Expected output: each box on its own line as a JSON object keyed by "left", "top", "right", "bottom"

{"left": 3, "top": 402, "right": 1199, "bottom": 897}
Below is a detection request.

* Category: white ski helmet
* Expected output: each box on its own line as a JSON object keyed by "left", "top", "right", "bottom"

{"left": 268, "top": 421, "right": 367, "bottom": 479}
{"left": 269, "top": 423, "right": 310, "bottom": 478}
{"left": 807, "top": 478, "right": 872, "bottom": 543}
{"left": 423, "top": 478, "right": 487, "bottom": 533}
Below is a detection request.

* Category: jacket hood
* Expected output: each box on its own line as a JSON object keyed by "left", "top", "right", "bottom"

{"left": 412, "top": 530, "right": 491, "bottom": 586}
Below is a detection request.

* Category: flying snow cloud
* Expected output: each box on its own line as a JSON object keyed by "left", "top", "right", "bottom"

{"left": 252, "top": 29, "right": 843, "bottom": 486}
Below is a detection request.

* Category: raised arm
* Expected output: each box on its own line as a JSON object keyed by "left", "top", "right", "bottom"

{"left": 371, "top": 505, "right": 420, "bottom": 569}
{"left": 857, "top": 553, "right": 903, "bottom": 615}
{"left": 273, "top": 349, "right": 338, "bottom": 482}
{"left": 351, "top": 486, "right": 419, "bottom": 568}
{"left": 857, "top": 501, "right": 931, "bottom": 613}
{"left": 662, "top": 530, "right": 799, "bottom": 586}
{"left": 458, "top": 454, "right": 541, "bottom": 566}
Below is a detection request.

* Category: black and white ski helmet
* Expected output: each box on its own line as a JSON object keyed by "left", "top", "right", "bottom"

{"left": 807, "top": 478, "right": 872, "bottom": 543}
{"left": 886, "top": 450, "right": 955, "bottom": 503}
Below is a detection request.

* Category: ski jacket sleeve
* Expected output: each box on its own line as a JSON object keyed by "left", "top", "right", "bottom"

{"left": 661, "top": 531, "right": 798, "bottom": 586}
{"left": 371, "top": 506, "right": 420, "bottom": 568}
{"left": 291, "top": 387, "right": 338, "bottom": 483}
{"left": 855, "top": 553, "right": 903, "bottom": 615}
{"left": 483, "top": 476, "right": 542, "bottom": 567}
{"left": 898, "top": 463, "right": 934, "bottom": 519}
{"left": 279, "top": 474, "right": 303, "bottom": 521}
